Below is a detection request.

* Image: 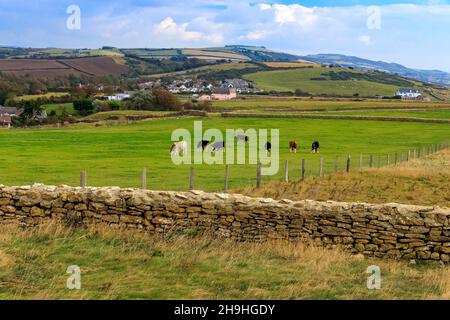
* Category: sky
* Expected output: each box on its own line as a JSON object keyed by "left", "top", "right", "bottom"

{"left": 0, "top": 0, "right": 449, "bottom": 72}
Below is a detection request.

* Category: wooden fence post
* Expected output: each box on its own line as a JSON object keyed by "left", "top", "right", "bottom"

{"left": 407, "top": 150, "right": 411, "bottom": 162}
{"left": 319, "top": 158, "right": 324, "bottom": 178}
{"left": 346, "top": 155, "right": 351, "bottom": 173}
{"left": 394, "top": 152, "right": 398, "bottom": 165}
{"left": 284, "top": 160, "right": 289, "bottom": 182}
{"left": 386, "top": 154, "right": 390, "bottom": 166}
{"left": 302, "top": 159, "right": 306, "bottom": 180}
{"left": 224, "top": 165, "right": 229, "bottom": 193}
{"left": 359, "top": 154, "right": 363, "bottom": 168}
{"left": 189, "top": 167, "right": 195, "bottom": 191}
{"left": 369, "top": 155, "right": 373, "bottom": 168}
{"left": 256, "top": 162, "right": 262, "bottom": 188}
{"left": 334, "top": 156, "right": 339, "bottom": 173}
{"left": 141, "top": 168, "right": 147, "bottom": 190}
{"left": 80, "top": 171, "right": 87, "bottom": 188}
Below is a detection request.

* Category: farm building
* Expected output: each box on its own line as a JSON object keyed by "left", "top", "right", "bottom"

{"left": 396, "top": 89, "right": 422, "bottom": 99}
{"left": 0, "top": 106, "right": 24, "bottom": 128}
{"left": 0, "top": 115, "right": 12, "bottom": 128}
{"left": 198, "top": 88, "right": 237, "bottom": 101}
{"left": 0, "top": 106, "right": 24, "bottom": 117}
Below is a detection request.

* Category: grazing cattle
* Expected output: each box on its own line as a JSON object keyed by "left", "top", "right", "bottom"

{"left": 170, "top": 141, "right": 188, "bottom": 156}
{"left": 237, "top": 135, "right": 249, "bottom": 143}
{"left": 211, "top": 141, "right": 225, "bottom": 152}
{"left": 311, "top": 141, "right": 320, "bottom": 154}
{"left": 265, "top": 142, "right": 272, "bottom": 153}
{"left": 289, "top": 140, "right": 298, "bottom": 153}
{"left": 197, "top": 140, "right": 210, "bottom": 150}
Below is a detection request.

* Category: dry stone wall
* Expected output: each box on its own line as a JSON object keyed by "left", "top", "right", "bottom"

{"left": 0, "top": 184, "right": 449, "bottom": 262}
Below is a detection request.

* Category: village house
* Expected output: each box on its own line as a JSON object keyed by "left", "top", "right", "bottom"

{"left": 105, "top": 93, "right": 131, "bottom": 101}
{"left": 0, "top": 106, "right": 24, "bottom": 128}
{"left": 396, "top": 89, "right": 422, "bottom": 99}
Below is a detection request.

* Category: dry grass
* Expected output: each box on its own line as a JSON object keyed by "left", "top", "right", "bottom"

{"left": 237, "top": 150, "right": 450, "bottom": 207}
{"left": 0, "top": 222, "right": 448, "bottom": 300}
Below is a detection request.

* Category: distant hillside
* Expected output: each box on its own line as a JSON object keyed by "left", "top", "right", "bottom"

{"left": 301, "top": 54, "right": 450, "bottom": 88}
{"left": 243, "top": 67, "right": 428, "bottom": 98}
{"left": 1, "top": 45, "right": 449, "bottom": 89}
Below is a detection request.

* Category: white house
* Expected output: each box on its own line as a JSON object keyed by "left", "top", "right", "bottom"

{"left": 396, "top": 89, "right": 422, "bottom": 99}
{"left": 105, "top": 93, "right": 131, "bottom": 101}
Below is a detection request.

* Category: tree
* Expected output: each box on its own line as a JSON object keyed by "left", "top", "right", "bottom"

{"left": 129, "top": 90, "right": 155, "bottom": 110}
{"left": 73, "top": 99, "right": 95, "bottom": 116}
{"left": 152, "top": 89, "right": 181, "bottom": 111}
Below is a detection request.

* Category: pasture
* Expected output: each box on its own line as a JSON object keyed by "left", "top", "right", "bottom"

{"left": 243, "top": 67, "right": 424, "bottom": 97}
{"left": 0, "top": 117, "right": 449, "bottom": 191}
{"left": 211, "top": 98, "right": 450, "bottom": 111}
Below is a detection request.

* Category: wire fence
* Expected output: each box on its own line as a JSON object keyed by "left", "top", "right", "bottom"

{"left": 67, "top": 140, "right": 450, "bottom": 193}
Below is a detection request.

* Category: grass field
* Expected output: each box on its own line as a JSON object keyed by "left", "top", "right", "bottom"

{"left": 0, "top": 117, "right": 449, "bottom": 191}
{"left": 211, "top": 98, "right": 450, "bottom": 111}
{"left": 229, "top": 109, "right": 450, "bottom": 120}
{"left": 264, "top": 62, "right": 320, "bottom": 68}
{"left": 0, "top": 223, "right": 448, "bottom": 299}
{"left": 244, "top": 68, "right": 423, "bottom": 97}
{"left": 43, "top": 103, "right": 76, "bottom": 116}
{"left": 14, "top": 93, "right": 70, "bottom": 101}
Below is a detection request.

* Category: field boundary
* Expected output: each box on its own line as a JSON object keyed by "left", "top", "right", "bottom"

{"left": 1, "top": 185, "right": 449, "bottom": 263}
{"left": 222, "top": 112, "right": 450, "bottom": 124}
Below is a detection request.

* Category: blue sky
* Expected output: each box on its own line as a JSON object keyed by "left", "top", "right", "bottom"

{"left": 0, "top": 0, "right": 449, "bottom": 71}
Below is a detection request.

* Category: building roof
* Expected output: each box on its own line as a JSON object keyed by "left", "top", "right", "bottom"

{"left": 397, "top": 89, "right": 421, "bottom": 94}
{"left": 212, "top": 88, "right": 234, "bottom": 95}
{"left": 0, "top": 106, "right": 24, "bottom": 116}
{"left": 0, "top": 115, "right": 12, "bottom": 124}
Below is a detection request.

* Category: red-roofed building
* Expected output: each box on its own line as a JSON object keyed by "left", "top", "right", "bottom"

{"left": 0, "top": 115, "right": 12, "bottom": 128}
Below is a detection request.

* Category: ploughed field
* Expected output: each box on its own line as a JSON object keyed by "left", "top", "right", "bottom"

{"left": 0, "top": 117, "right": 449, "bottom": 191}
{"left": 0, "top": 56, "right": 129, "bottom": 78}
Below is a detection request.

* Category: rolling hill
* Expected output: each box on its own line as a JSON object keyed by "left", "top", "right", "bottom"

{"left": 300, "top": 54, "right": 450, "bottom": 88}
{"left": 243, "top": 67, "right": 428, "bottom": 98}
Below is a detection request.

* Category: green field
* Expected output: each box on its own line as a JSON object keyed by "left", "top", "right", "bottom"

{"left": 244, "top": 68, "right": 423, "bottom": 97}
{"left": 229, "top": 109, "right": 450, "bottom": 120}
{"left": 43, "top": 103, "right": 76, "bottom": 116}
{"left": 211, "top": 98, "right": 450, "bottom": 111}
{"left": 312, "top": 109, "right": 450, "bottom": 119}
{"left": 0, "top": 117, "right": 449, "bottom": 191}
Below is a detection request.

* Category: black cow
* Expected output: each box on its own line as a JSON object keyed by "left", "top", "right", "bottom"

{"left": 197, "top": 140, "right": 210, "bottom": 150}
{"left": 265, "top": 142, "right": 272, "bottom": 153}
{"left": 311, "top": 141, "right": 320, "bottom": 154}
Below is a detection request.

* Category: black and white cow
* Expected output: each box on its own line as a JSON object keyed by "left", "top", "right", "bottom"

{"left": 211, "top": 141, "right": 225, "bottom": 152}
{"left": 311, "top": 141, "right": 320, "bottom": 154}
{"left": 197, "top": 140, "right": 210, "bottom": 151}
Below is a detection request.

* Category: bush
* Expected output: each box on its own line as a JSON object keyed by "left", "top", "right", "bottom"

{"left": 73, "top": 99, "right": 95, "bottom": 116}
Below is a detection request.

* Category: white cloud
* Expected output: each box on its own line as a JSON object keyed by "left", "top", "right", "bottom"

{"left": 153, "top": 17, "right": 224, "bottom": 44}
{"left": 358, "top": 35, "right": 372, "bottom": 46}
{"left": 259, "top": 3, "right": 318, "bottom": 28}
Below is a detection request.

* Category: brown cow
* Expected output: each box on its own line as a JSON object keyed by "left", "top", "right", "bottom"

{"left": 289, "top": 140, "right": 298, "bottom": 153}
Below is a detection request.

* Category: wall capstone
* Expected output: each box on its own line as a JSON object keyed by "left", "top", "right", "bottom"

{"left": 1, "top": 184, "right": 449, "bottom": 262}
